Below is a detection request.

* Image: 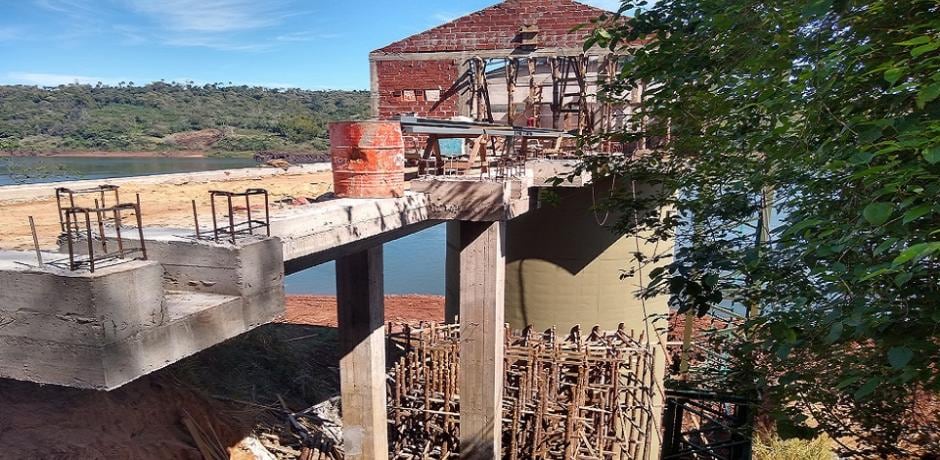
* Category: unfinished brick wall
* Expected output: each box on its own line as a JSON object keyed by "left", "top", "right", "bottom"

{"left": 375, "top": 60, "right": 460, "bottom": 120}
{"left": 375, "top": 0, "right": 606, "bottom": 53}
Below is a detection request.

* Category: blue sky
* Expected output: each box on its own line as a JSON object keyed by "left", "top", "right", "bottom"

{"left": 0, "top": 0, "right": 623, "bottom": 90}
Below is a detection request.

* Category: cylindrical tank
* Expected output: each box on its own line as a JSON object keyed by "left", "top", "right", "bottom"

{"left": 329, "top": 121, "right": 405, "bottom": 198}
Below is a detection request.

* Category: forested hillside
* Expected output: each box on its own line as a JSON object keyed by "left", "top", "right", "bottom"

{"left": 0, "top": 83, "right": 370, "bottom": 156}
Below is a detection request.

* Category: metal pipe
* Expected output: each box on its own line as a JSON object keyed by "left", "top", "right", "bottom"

{"left": 227, "top": 195, "right": 236, "bottom": 244}
{"left": 113, "top": 207, "right": 125, "bottom": 258}
{"left": 55, "top": 190, "right": 64, "bottom": 232}
{"left": 67, "top": 191, "right": 76, "bottom": 233}
{"left": 84, "top": 211, "right": 95, "bottom": 273}
{"left": 94, "top": 199, "right": 108, "bottom": 254}
{"left": 134, "top": 203, "right": 147, "bottom": 260}
{"left": 263, "top": 190, "right": 270, "bottom": 237}
{"left": 65, "top": 211, "right": 75, "bottom": 270}
{"left": 192, "top": 199, "right": 201, "bottom": 239}
{"left": 210, "top": 194, "right": 219, "bottom": 242}
{"left": 28, "top": 216, "right": 43, "bottom": 268}
{"left": 245, "top": 193, "right": 253, "bottom": 235}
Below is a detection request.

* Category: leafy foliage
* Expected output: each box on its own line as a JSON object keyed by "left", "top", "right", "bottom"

{"left": 581, "top": 0, "right": 940, "bottom": 455}
{"left": 0, "top": 82, "right": 369, "bottom": 155}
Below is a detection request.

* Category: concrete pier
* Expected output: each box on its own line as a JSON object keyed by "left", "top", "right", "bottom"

{"left": 336, "top": 247, "right": 389, "bottom": 459}
{"left": 448, "top": 220, "right": 507, "bottom": 458}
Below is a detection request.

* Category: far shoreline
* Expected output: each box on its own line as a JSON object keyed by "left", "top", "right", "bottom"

{"left": 0, "top": 150, "right": 217, "bottom": 159}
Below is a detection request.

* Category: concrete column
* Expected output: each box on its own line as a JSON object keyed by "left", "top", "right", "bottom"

{"left": 449, "top": 220, "right": 506, "bottom": 459}
{"left": 336, "top": 246, "right": 388, "bottom": 459}
{"left": 444, "top": 221, "right": 461, "bottom": 324}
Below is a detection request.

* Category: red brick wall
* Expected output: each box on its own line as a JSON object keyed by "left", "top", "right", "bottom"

{"left": 375, "top": 60, "right": 460, "bottom": 120}
{"left": 375, "top": 0, "right": 608, "bottom": 54}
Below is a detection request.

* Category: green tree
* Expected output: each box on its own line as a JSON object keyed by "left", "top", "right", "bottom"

{"left": 582, "top": 0, "right": 939, "bottom": 455}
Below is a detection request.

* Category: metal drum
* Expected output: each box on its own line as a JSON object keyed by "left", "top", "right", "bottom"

{"left": 329, "top": 121, "right": 405, "bottom": 198}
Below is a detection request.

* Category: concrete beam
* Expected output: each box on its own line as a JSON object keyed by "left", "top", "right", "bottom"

{"left": 271, "top": 192, "right": 432, "bottom": 268}
{"left": 411, "top": 178, "right": 526, "bottom": 222}
{"left": 448, "top": 221, "right": 506, "bottom": 458}
{"left": 335, "top": 246, "right": 388, "bottom": 459}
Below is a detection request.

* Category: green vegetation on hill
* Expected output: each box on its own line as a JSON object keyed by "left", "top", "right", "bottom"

{"left": 0, "top": 82, "right": 370, "bottom": 156}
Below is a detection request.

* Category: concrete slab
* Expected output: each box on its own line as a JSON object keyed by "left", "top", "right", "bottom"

{"left": 0, "top": 238, "right": 284, "bottom": 390}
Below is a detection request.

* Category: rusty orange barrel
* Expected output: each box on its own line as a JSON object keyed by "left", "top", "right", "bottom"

{"left": 329, "top": 121, "right": 405, "bottom": 198}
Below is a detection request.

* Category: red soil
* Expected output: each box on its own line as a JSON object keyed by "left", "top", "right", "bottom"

{"left": 284, "top": 294, "right": 445, "bottom": 327}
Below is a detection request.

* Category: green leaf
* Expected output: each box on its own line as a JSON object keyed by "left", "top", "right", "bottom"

{"left": 902, "top": 205, "right": 932, "bottom": 224}
{"left": 854, "top": 377, "right": 881, "bottom": 399}
{"left": 824, "top": 322, "right": 843, "bottom": 344}
{"left": 895, "top": 36, "right": 931, "bottom": 46}
{"left": 836, "top": 375, "right": 861, "bottom": 389}
{"left": 894, "top": 272, "right": 913, "bottom": 287}
{"left": 923, "top": 146, "right": 940, "bottom": 164}
{"left": 887, "top": 346, "right": 913, "bottom": 369}
{"left": 862, "top": 202, "right": 893, "bottom": 226}
{"left": 849, "top": 151, "right": 874, "bottom": 164}
{"left": 892, "top": 242, "right": 940, "bottom": 265}
{"left": 884, "top": 68, "right": 904, "bottom": 85}
{"left": 916, "top": 83, "right": 940, "bottom": 109}
{"left": 911, "top": 42, "right": 939, "bottom": 58}
{"left": 874, "top": 237, "right": 899, "bottom": 255}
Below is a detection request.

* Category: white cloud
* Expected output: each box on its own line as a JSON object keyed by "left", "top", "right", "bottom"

{"left": 125, "top": 0, "right": 294, "bottom": 33}
{"left": 431, "top": 11, "right": 469, "bottom": 23}
{"left": 275, "top": 31, "right": 339, "bottom": 42}
{"left": 161, "top": 35, "right": 270, "bottom": 51}
{"left": 33, "top": 0, "right": 95, "bottom": 14}
{"left": 6, "top": 72, "right": 123, "bottom": 86}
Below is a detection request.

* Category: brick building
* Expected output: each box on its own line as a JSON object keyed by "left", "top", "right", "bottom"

{"left": 369, "top": 0, "right": 639, "bottom": 142}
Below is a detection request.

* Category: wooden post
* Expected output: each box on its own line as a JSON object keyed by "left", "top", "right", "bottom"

{"left": 449, "top": 221, "right": 506, "bottom": 459}
{"left": 336, "top": 246, "right": 388, "bottom": 459}
{"left": 506, "top": 58, "right": 518, "bottom": 125}
{"left": 527, "top": 58, "right": 539, "bottom": 127}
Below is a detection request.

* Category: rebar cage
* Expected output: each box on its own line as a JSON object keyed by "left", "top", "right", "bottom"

{"left": 387, "top": 323, "right": 658, "bottom": 459}
{"left": 203, "top": 188, "right": 271, "bottom": 243}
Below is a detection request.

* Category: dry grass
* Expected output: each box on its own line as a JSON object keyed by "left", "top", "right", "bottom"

{"left": 753, "top": 432, "right": 835, "bottom": 460}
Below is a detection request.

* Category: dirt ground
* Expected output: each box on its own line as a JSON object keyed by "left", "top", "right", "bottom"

{"left": 0, "top": 169, "right": 334, "bottom": 250}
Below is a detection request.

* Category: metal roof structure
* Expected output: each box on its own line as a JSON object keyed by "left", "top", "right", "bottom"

{"left": 399, "top": 116, "right": 574, "bottom": 138}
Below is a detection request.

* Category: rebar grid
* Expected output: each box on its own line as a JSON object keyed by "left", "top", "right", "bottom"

{"left": 387, "top": 323, "right": 657, "bottom": 459}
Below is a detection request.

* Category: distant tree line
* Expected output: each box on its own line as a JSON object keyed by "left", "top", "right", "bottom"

{"left": 0, "top": 82, "right": 370, "bottom": 155}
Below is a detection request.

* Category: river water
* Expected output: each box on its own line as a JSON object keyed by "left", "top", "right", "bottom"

{"left": 0, "top": 157, "right": 446, "bottom": 295}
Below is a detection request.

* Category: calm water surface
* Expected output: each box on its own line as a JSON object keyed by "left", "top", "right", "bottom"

{"left": 285, "top": 224, "right": 446, "bottom": 295}
{"left": 0, "top": 156, "right": 446, "bottom": 294}
{"left": 0, "top": 156, "right": 257, "bottom": 185}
